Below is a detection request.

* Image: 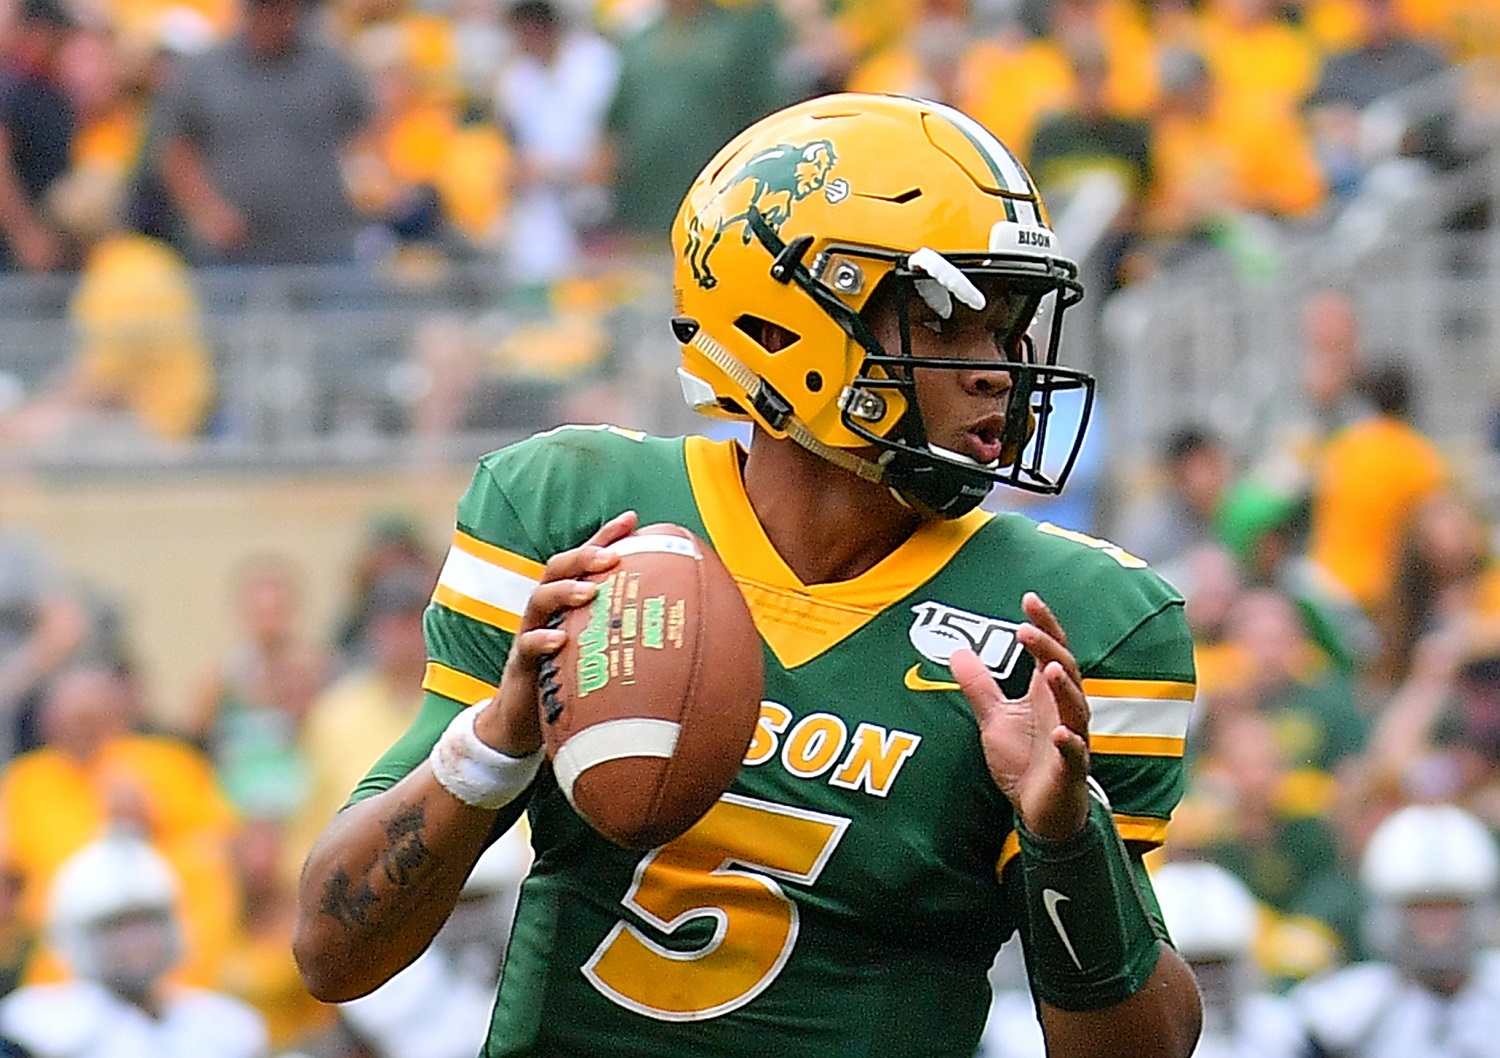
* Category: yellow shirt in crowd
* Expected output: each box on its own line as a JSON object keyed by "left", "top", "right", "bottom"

{"left": 349, "top": 93, "right": 511, "bottom": 246}
{"left": 71, "top": 105, "right": 145, "bottom": 182}
{"left": 1307, "top": 415, "right": 1449, "bottom": 612}
{"left": 1145, "top": 95, "right": 1326, "bottom": 235}
{"left": 847, "top": 35, "right": 1076, "bottom": 161}
{"left": 1198, "top": 6, "right": 1321, "bottom": 114}
{"left": 0, "top": 735, "right": 240, "bottom": 988}
{"left": 288, "top": 668, "right": 424, "bottom": 872}
{"left": 70, "top": 233, "right": 215, "bottom": 442}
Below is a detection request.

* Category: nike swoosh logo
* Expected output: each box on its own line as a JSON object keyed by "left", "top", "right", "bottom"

{"left": 904, "top": 664, "right": 960, "bottom": 693}
{"left": 1042, "top": 888, "right": 1083, "bottom": 970}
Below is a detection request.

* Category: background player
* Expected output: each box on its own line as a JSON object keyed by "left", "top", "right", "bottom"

{"left": 1149, "top": 860, "right": 1308, "bottom": 1058}
{"left": 0, "top": 829, "right": 268, "bottom": 1058}
{"left": 293, "top": 92, "right": 1203, "bottom": 1058}
{"left": 1292, "top": 802, "right": 1500, "bottom": 1058}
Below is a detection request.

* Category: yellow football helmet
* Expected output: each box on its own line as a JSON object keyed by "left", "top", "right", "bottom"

{"left": 671, "top": 92, "right": 1094, "bottom": 517}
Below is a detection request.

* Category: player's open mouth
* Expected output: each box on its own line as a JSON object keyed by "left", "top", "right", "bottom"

{"left": 962, "top": 417, "right": 1006, "bottom": 466}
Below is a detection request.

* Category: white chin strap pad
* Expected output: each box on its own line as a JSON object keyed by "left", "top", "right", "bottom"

{"left": 928, "top": 441, "right": 999, "bottom": 470}
{"left": 677, "top": 367, "right": 720, "bottom": 411}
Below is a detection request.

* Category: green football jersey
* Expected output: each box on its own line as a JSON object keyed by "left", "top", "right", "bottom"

{"left": 352, "top": 426, "right": 1196, "bottom": 1058}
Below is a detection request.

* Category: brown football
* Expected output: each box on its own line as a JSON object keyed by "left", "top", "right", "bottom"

{"left": 537, "top": 523, "right": 763, "bottom": 849}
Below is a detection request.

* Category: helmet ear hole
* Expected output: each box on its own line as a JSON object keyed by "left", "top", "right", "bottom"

{"left": 805, "top": 371, "right": 823, "bottom": 392}
{"left": 734, "top": 314, "right": 801, "bottom": 353}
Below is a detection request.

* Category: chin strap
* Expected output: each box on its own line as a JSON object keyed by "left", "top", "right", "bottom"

{"left": 685, "top": 327, "right": 886, "bottom": 484}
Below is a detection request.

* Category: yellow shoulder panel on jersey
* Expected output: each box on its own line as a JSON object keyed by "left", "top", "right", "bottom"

{"left": 683, "top": 436, "right": 991, "bottom": 669}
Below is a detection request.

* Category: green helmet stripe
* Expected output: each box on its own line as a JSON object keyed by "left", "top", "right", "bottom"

{"left": 926, "top": 101, "right": 1042, "bottom": 225}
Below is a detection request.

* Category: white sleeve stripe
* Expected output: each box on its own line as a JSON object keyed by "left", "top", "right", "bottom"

{"left": 437, "top": 546, "right": 538, "bottom": 616}
{"left": 1088, "top": 697, "right": 1193, "bottom": 740}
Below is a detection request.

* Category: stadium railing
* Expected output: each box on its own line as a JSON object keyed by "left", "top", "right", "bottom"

{"left": 1100, "top": 65, "right": 1500, "bottom": 487}
{"left": 0, "top": 255, "right": 690, "bottom": 476}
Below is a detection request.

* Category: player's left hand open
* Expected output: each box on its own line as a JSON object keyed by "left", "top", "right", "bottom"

{"left": 952, "top": 592, "right": 1091, "bottom": 842}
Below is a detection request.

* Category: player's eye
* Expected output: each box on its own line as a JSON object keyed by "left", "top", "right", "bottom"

{"left": 992, "top": 330, "right": 1023, "bottom": 360}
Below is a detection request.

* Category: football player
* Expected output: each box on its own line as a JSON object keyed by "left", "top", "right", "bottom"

{"left": 1293, "top": 803, "right": 1500, "bottom": 1058}
{"left": 293, "top": 93, "right": 1204, "bottom": 1058}
{"left": 0, "top": 830, "right": 267, "bottom": 1058}
{"left": 1149, "top": 861, "right": 1308, "bottom": 1058}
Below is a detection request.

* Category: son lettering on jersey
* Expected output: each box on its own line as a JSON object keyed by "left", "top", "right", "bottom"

{"left": 743, "top": 702, "right": 921, "bottom": 798}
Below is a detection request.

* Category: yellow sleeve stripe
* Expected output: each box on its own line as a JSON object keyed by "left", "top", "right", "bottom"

{"left": 1082, "top": 678, "right": 1196, "bottom": 701}
{"left": 1089, "top": 734, "right": 1186, "bottom": 758}
{"left": 433, "top": 582, "right": 522, "bottom": 633}
{"left": 996, "top": 831, "right": 1021, "bottom": 878}
{"left": 434, "top": 532, "right": 541, "bottom": 633}
{"left": 422, "top": 662, "right": 497, "bottom": 707}
{"left": 1114, "top": 814, "right": 1169, "bottom": 846}
{"left": 994, "top": 813, "right": 1170, "bottom": 878}
{"left": 452, "top": 530, "right": 545, "bottom": 580}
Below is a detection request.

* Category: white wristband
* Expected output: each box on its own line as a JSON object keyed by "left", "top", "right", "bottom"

{"left": 429, "top": 707, "right": 543, "bottom": 810}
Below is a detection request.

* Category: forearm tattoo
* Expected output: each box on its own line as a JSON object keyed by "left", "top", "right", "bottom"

{"left": 381, "top": 801, "right": 433, "bottom": 886}
{"left": 320, "top": 799, "right": 440, "bottom": 933}
{"left": 320, "top": 867, "right": 379, "bottom": 930}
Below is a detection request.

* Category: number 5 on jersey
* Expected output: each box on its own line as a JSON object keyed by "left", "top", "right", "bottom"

{"left": 583, "top": 793, "right": 850, "bottom": 1021}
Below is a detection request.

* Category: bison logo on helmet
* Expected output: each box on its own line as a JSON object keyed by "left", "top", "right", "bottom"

{"left": 684, "top": 139, "right": 838, "bottom": 290}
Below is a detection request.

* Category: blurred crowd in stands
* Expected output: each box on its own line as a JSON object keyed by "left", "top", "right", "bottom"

{"left": 0, "top": 505, "right": 537, "bottom": 1056}
{"left": 0, "top": 0, "right": 1489, "bottom": 280}
{"left": 974, "top": 283, "right": 1500, "bottom": 1055}
{"left": 0, "top": 0, "right": 1488, "bottom": 1055}
{"left": 0, "top": 284, "right": 1489, "bottom": 1056}
{"left": 0, "top": 0, "right": 1488, "bottom": 448}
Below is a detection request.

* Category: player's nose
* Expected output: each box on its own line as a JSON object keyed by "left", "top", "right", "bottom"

{"left": 953, "top": 337, "right": 1013, "bottom": 399}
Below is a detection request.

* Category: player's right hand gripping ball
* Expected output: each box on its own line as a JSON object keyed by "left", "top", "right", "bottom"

{"left": 538, "top": 523, "right": 763, "bottom": 849}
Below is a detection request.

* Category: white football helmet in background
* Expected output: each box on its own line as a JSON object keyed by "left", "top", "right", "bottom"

{"left": 1154, "top": 859, "right": 1260, "bottom": 961}
{"left": 46, "top": 830, "right": 183, "bottom": 994}
{"left": 1360, "top": 803, "right": 1500, "bottom": 984}
{"left": 1153, "top": 860, "right": 1261, "bottom": 1043}
{"left": 1294, "top": 806, "right": 1500, "bottom": 1056}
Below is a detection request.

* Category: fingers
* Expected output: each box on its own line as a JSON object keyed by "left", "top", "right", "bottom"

{"left": 585, "top": 509, "right": 639, "bottom": 549}
{"left": 537, "top": 510, "right": 639, "bottom": 585}
{"left": 510, "top": 625, "right": 567, "bottom": 668}
{"left": 483, "top": 512, "right": 638, "bottom": 756}
{"left": 950, "top": 648, "right": 1001, "bottom": 721}
{"left": 1020, "top": 594, "right": 1089, "bottom": 738}
{"left": 522, "top": 511, "right": 638, "bottom": 634}
{"left": 1038, "top": 655, "right": 1090, "bottom": 741}
{"left": 1051, "top": 721, "right": 1090, "bottom": 777}
{"left": 955, "top": 649, "right": 1082, "bottom": 754}
{"left": 1019, "top": 593, "right": 1075, "bottom": 669}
